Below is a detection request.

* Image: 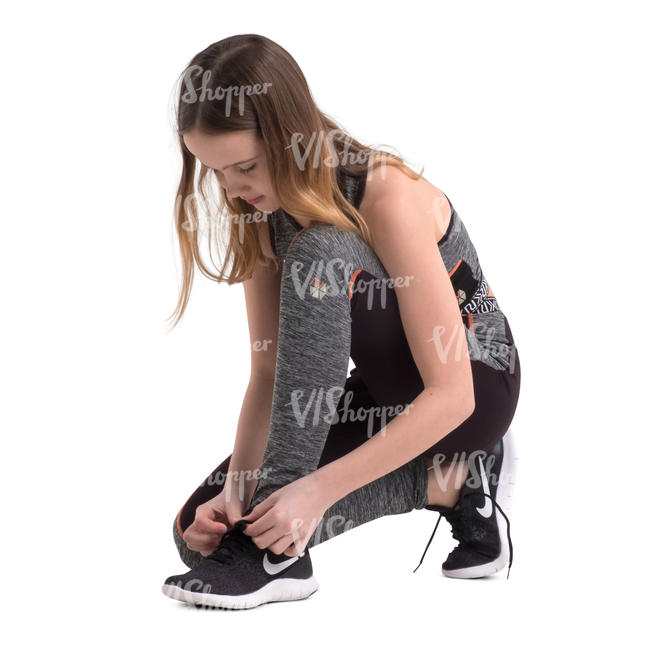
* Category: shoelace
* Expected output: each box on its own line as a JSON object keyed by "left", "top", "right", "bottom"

{"left": 412, "top": 491, "right": 513, "bottom": 579}
{"left": 205, "top": 520, "right": 250, "bottom": 566}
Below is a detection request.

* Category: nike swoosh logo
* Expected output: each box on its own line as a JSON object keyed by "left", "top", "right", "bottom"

{"left": 263, "top": 553, "right": 299, "bottom": 576}
{"left": 476, "top": 456, "right": 493, "bottom": 518}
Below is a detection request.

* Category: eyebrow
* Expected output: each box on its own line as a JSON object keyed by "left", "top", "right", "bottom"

{"left": 206, "top": 156, "right": 258, "bottom": 172}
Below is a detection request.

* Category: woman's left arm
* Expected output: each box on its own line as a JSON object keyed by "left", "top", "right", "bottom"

{"left": 313, "top": 173, "right": 475, "bottom": 506}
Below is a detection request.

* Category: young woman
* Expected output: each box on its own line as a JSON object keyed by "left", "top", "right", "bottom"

{"left": 162, "top": 34, "right": 521, "bottom": 610}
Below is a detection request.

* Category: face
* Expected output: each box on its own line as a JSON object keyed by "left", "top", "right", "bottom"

{"left": 182, "top": 129, "right": 279, "bottom": 211}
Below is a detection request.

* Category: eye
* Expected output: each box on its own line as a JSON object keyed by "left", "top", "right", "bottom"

{"left": 239, "top": 164, "right": 256, "bottom": 175}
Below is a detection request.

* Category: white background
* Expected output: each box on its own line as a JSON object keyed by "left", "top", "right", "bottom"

{"left": 2, "top": 0, "right": 647, "bottom": 647}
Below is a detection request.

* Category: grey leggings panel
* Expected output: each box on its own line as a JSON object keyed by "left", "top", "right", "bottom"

{"left": 173, "top": 224, "right": 430, "bottom": 568}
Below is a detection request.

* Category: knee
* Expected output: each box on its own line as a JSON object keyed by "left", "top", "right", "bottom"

{"left": 283, "top": 227, "right": 358, "bottom": 297}
{"left": 284, "top": 224, "right": 356, "bottom": 266}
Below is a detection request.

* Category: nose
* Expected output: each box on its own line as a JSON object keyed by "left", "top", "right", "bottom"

{"left": 219, "top": 176, "right": 250, "bottom": 201}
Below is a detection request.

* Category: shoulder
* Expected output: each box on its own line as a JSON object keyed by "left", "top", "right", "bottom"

{"left": 359, "top": 158, "right": 451, "bottom": 242}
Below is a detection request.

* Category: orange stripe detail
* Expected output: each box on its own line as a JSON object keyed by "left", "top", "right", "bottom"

{"left": 348, "top": 269, "right": 362, "bottom": 300}
{"left": 176, "top": 488, "right": 197, "bottom": 536}
{"left": 467, "top": 313, "right": 474, "bottom": 332}
{"left": 449, "top": 259, "right": 462, "bottom": 277}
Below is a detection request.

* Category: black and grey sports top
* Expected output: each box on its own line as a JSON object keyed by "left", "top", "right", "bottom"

{"left": 267, "top": 167, "right": 513, "bottom": 372}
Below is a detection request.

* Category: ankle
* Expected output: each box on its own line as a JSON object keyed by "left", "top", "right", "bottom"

{"left": 425, "top": 460, "right": 470, "bottom": 508}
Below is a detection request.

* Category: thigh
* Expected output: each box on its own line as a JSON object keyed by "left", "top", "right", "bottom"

{"left": 317, "top": 367, "right": 387, "bottom": 467}
{"left": 423, "top": 350, "right": 520, "bottom": 461}
{"left": 416, "top": 313, "right": 521, "bottom": 460}
{"left": 349, "top": 269, "right": 521, "bottom": 461}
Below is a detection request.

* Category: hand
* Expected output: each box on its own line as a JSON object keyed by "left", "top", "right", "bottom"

{"left": 183, "top": 470, "right": 258, "bottom": 557}
{"left": 241, "top": 475, "right": 329, "bottom": 557}
{"left": 182, "top": 483, "right": 249, "bottom": 557}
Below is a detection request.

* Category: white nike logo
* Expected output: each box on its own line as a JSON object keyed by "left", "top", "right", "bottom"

{"left": 263, "top": 553, "right": 300, "bottom": 575}
{"left": 476, "top": 456, "right": 493, "bottom": 518}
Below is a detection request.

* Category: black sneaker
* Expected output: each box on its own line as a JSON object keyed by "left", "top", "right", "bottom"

{"left": 413, "top": 429, "right": 516, "bottom": 579}
{"left": 162, "top": 519, "right": 319, "bottom": 609}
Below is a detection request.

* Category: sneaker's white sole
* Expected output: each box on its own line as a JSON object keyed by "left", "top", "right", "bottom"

{"left": 442, "top": 428, "right": 517, "bottom": 579}
{"left": 162, "top": 576, "right": 319, "bottom": 610}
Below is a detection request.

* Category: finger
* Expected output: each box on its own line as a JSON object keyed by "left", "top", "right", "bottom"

{"left": 187, "top": 535, "right": 220, "bottom": 554}
{"left": 269, "top": 529, "right": 302, "bottom": 556}
{"left": 244, "top": 514, "right": 276, "bottom": 547}
{"left": 283, "top": 530, "right": 307, "bottom": 556}
{"left": 241, "top": 497, "right": 272, "bottom": 526}
{"left": 283, "top": 542, "right": 299, "bottom": 558}
{"left": 194, "top": 517, "right": 228, "bottom": 535}
{"left": 241, "top": 497, "right": 276, "bottom": 536}
{"left": 252, "top": 524, "right": 285, "bottom": 552}
{"left": 187, "top": 521, "right": 227, "bottom": 544}
{"left": 197, "top": 504, "right": 228, "bottom": 522}
{"left": 275, "top": 518, "right": 311, "bottom": 556}
{"left": 199, "top": 544, "right": 220, "bottom": 557}
{"left": 255, "top": 520, "right": 302, "bottom": 553}
{"left": 183, "top": 527, "right": 221, "bottom": 547}
{"left": 225, "top": 505, "right": 243, "bottom": 527}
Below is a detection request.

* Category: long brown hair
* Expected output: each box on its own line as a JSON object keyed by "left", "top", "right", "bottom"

{"left": 167, "top": 34, "right": 422, "bottom": 330}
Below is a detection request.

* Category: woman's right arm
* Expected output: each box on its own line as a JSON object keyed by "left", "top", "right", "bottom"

{"left": 183, "top": 220, "right": 281, "bottom": 554}
{"left": 224, "top": 219, "right": 281, "bottom": 516}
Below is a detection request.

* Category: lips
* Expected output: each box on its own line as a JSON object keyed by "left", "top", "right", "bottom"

{"left": 246, "top": 195, "right": 264, "bottom": 204}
